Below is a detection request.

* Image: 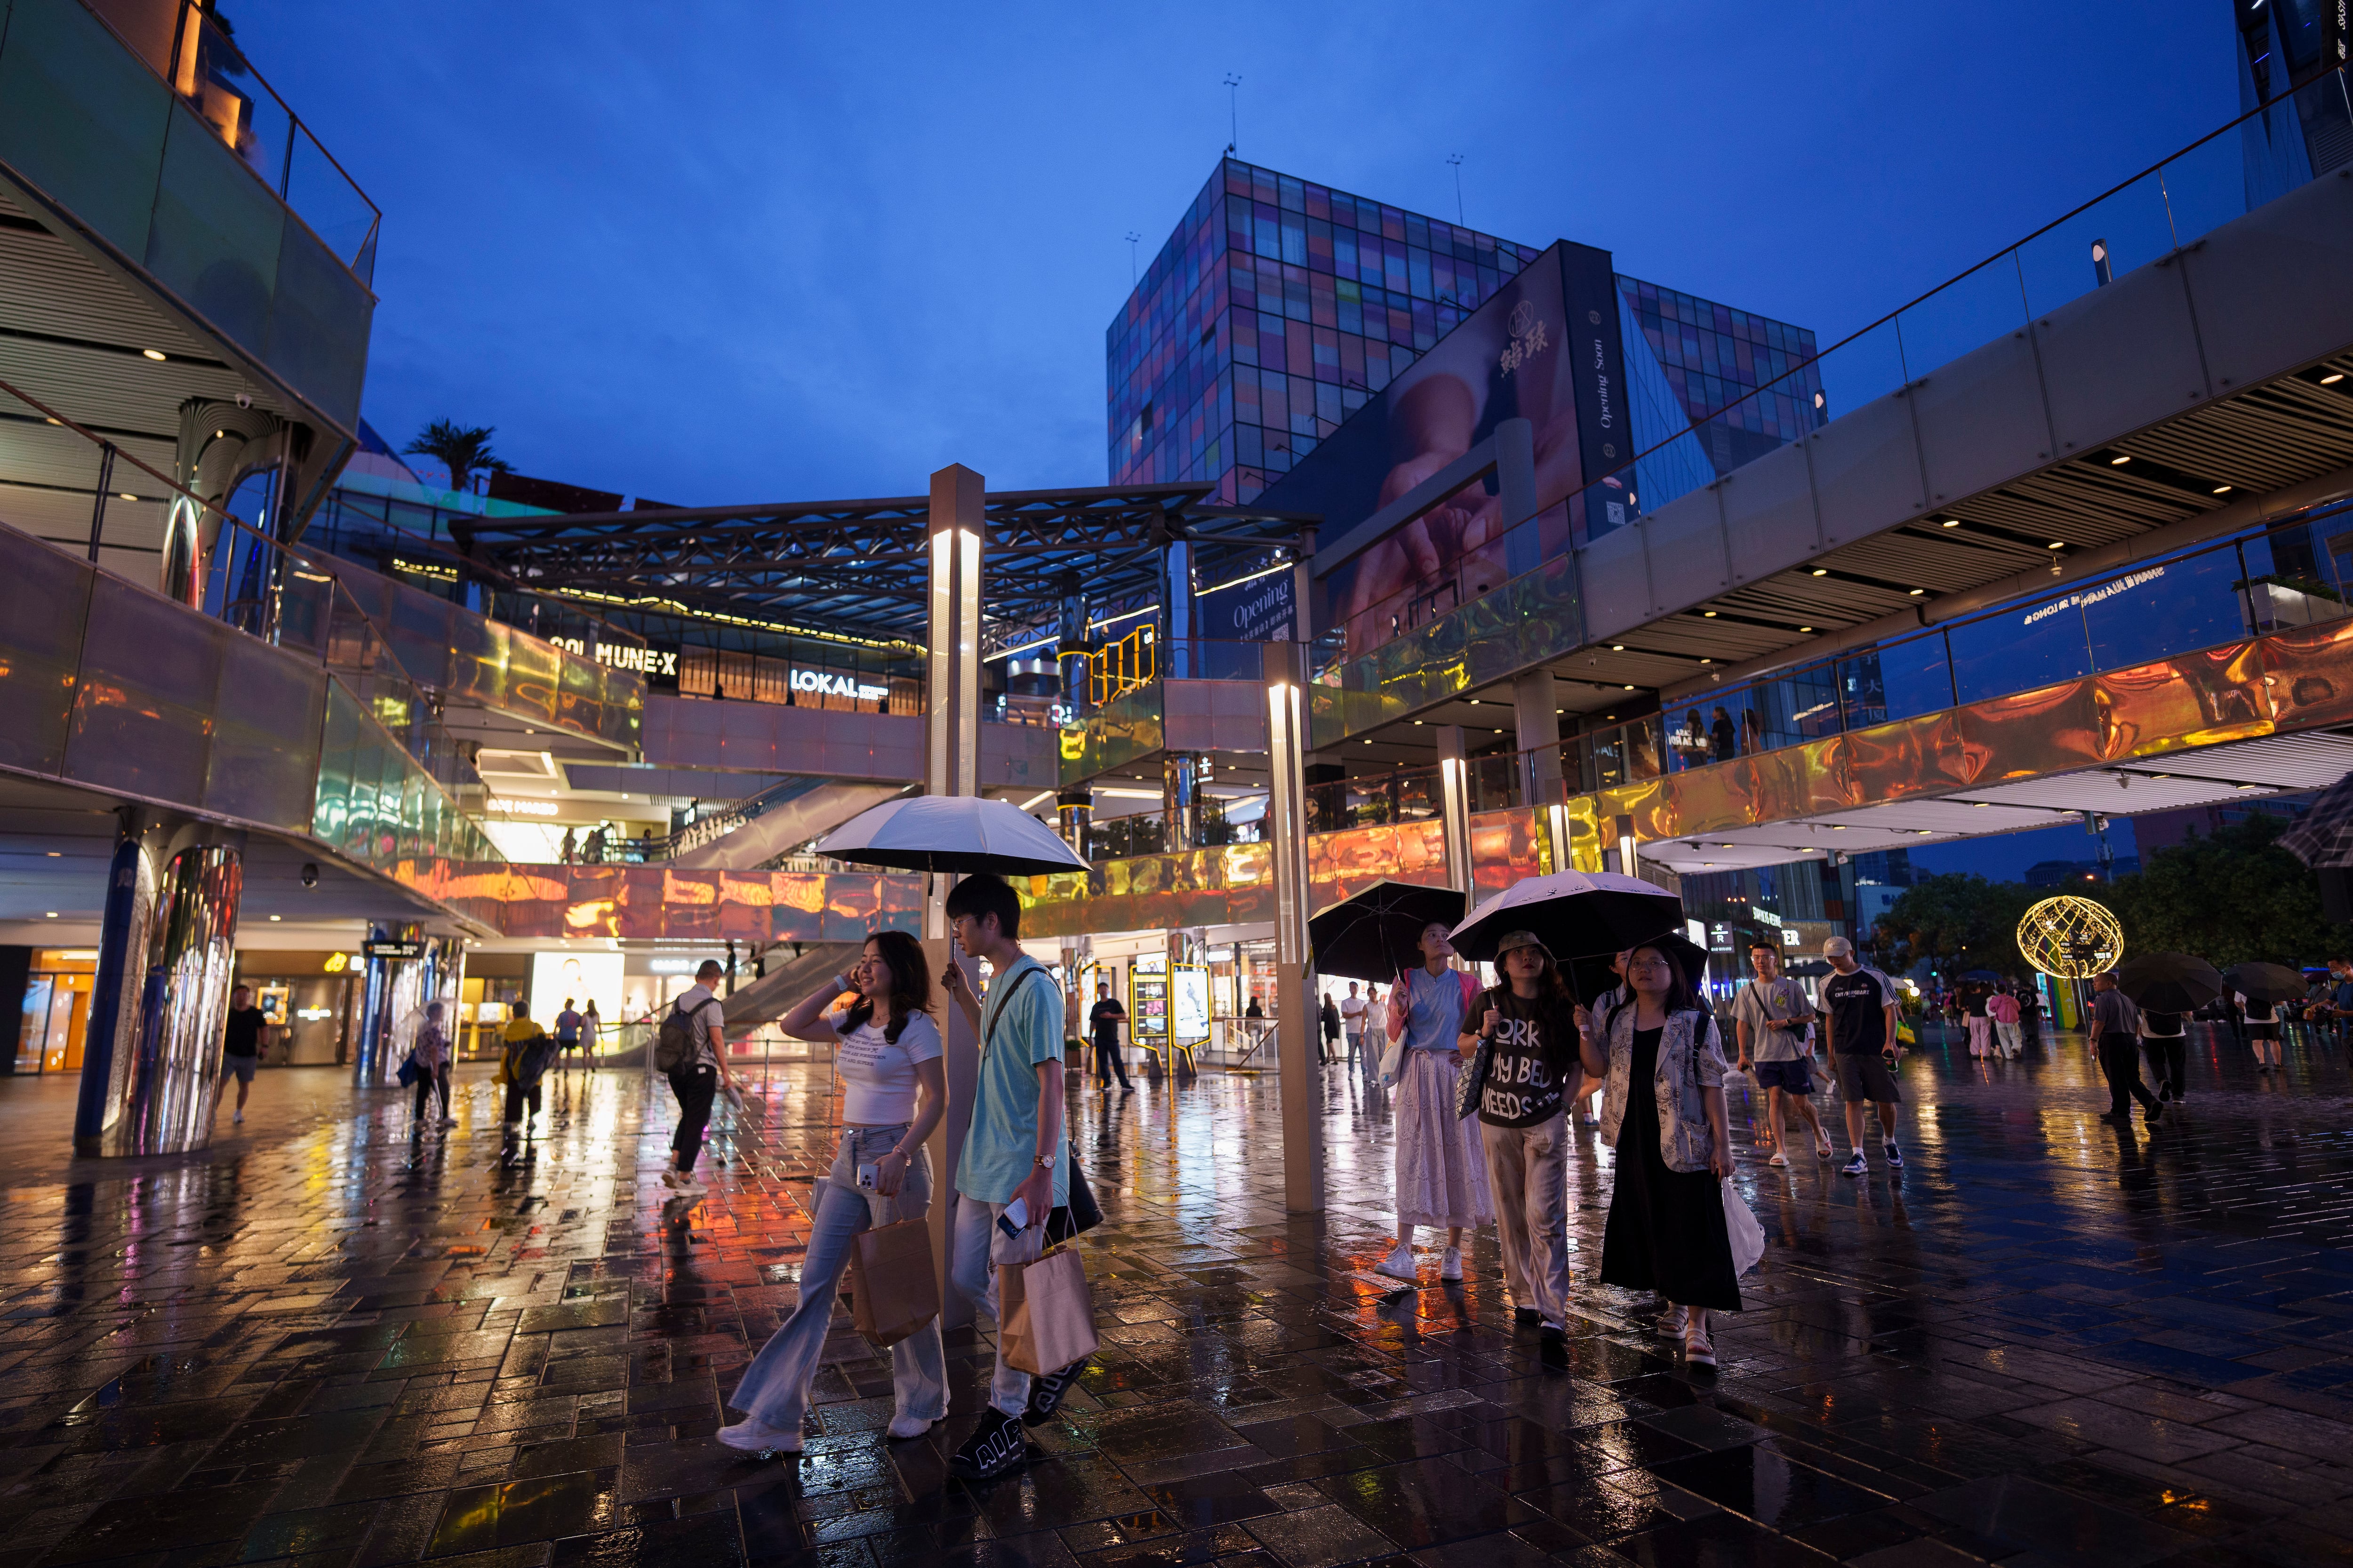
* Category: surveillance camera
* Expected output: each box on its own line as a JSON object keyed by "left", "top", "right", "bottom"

{"left": 300, "top": 863, "right": 319, "bottom": 888}
{"left": 234, "top": 392, "right": 252, "bottom": 410}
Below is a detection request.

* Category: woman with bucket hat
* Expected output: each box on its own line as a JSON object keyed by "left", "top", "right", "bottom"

{"left": 1458, "top": 929, "right": 1582, "bottom": 1353}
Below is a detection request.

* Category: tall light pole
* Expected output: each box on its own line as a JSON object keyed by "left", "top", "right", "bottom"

{"left": 1447, "top": 154, "right": 1465, "bottom": 225}
{"left": 1223, "top": 73, "right": 1241, "bottom": 154}
{"left": 1125, "top": 231, "right": 1142, "bottom": 285}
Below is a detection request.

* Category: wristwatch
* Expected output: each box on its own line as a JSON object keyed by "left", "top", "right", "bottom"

{"left": 1033, "top": 1152, "right": 1056, "bottom": 1168}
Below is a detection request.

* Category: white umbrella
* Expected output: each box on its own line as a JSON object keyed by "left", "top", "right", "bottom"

{"left": 815, "top": 795, "right": 1089, "bottom": 877}
{"left": 1448, "top": 870, "right": 1683, "bottom": 963}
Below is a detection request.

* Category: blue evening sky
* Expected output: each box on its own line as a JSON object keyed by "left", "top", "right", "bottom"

{"left": 239, "top": 0, "right": 2227, "bottom": 886}
{"left": 239, "top": 0, "right": 2236, "bottom": 504}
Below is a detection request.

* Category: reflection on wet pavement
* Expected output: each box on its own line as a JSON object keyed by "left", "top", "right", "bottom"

{"left": 3, "top": 1025, "right": 2353, "bottom": 1567}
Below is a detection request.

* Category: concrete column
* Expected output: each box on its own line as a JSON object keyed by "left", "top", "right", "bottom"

{"left": 923, "top": 462, "right": 987, "bottom": 1328}
{"left": 1265, "top": 641, "right": 1323, "bottom": 1213}
{"left": 78, "top": 815, "right": 245, "bottom": 1156}
{"left": 1435, "top": 724, "right": 1473, "bottom": 896}
{"left": 1513, "top": 668, "right": 1563, "bottom": 808}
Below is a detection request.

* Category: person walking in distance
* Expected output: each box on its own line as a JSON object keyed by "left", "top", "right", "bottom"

{"left": 2139, "top": 996, "right": 2188, "bottom": 1109}
{"left": 214, "top": 984, "right": 275, "bottom": 1125}
{"left": 1339, "top": 981, "right": 1369, "bottom": 1068}
{"left": 1578, "top": 941, "right": 1739, "bottom": 1367}
{"left": 2094, "top": 971, "right": 2163, "bottom": 1123}
{"left": 1372, "top": 921, "right": 1493, "bottom": 1287}
{"left": 1088, "top": 982, "right": 1132, "bottom": 1091}
{"left": 1461, "top": 931, "right": 1581, "bottom": 1355}
{"left": 663, "top": 961, "right": 741, "bottom": 1196}
{"left": 2237, "top": 985, "right": 2284, "bottom": 1073}
{"left": 720, "top": 930, "right": 948, "bottom": 1455}
{"left": 499, "top": 1002, "right": 558, "bottom": 1135}
{"left": 937, "top": 875, "right": 1074, "bottom": 1481}
{"left": 1964, "top": 984, "right": 1993, "bottom": 1059}
{"left": 554, "top": 997, "right": 584, "bottom": 1074}
{"left": 1320, "top": 992, "right": 1342, "bottom": 1064}
{"left": 1732, "top": 942, "right": 1831, "bottom": 1167}
{"left": 1988, "top": 985, "right": 2023, "bottom": 1059}
{"left": 413, "top": 1000, "right": 455, "bottom": 1127}
{"left": 1819, "top": 937, "right": 1904, "bottom": 1176}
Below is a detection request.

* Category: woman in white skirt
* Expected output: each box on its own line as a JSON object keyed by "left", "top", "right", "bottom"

{"left": 1373, "top": 920, "right": 1493, "bottom": 1285}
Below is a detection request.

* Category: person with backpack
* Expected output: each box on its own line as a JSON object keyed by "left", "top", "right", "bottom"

{"left": 720, "top": 930, "right": 947, "bottom": 1455}
{"left": 1458, "top": 930, "right": 1580, "bottom": 1352}
{"left": 1578, "top": 939, "right": 1739, "bottom": 1368}
{"left": 1372, "top": 920, "right": 1493, "bottom": 1287}
{"left": 499, "top": 1002, "right": 558, "bottom": 1134}
{"left": 935, "top": 875, "right": 1072, "bottom": 1481}
{"left": 658, "top": 961, "right": 737, "bottom": 1196}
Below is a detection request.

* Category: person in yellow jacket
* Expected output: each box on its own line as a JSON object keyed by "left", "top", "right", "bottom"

{"left": 499, "top": 1002, "right": 558, "bottom": 1134}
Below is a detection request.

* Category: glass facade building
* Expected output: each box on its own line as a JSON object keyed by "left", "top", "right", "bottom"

{"left": 2235, "top": 0, "right": 2353, "bottom": 209}
{"left": 1107, "top": 157, "right": 1820, "bottom": 508}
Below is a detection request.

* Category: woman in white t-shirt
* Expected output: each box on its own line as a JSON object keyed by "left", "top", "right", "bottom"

{"left": 720, "top": 930, "right": 947, "bottom": 1456}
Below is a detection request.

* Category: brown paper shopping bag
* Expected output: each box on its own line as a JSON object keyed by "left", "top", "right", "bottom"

{"left": 847, "top": 1218, "right": 939, "bottom": 1348}
{"left": 999, "top": 1244, "right": 1100, "bottom": 1376}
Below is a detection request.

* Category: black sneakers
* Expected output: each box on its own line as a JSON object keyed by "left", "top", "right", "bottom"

{"left": 1022, "top": 1357, "right": 1089, "bottom": 1427}
{"left": 949, "top": 1409, "right": 1028, "bottom": 1480}
{"left": 1513, "top": 1306, "right": 1541, "bottom": 1327}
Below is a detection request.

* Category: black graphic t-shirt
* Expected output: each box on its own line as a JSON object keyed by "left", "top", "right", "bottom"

{"left": 224, "top": 1006, "right": 266, "bottom": 1057}
{"left": 1822, "top": 967, "right": 1897, "bottom": 1054}
{"left": 1477, "top": 989, "right": 1577, "bottom": 1128}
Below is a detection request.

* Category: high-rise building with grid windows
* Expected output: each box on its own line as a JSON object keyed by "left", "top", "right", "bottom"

{"left": 1106, "top": 157, "right": 1821, "bottom": 508}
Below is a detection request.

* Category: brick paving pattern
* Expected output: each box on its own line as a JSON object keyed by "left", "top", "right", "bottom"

{"left": 3, "top": 1025, "right": 2353, "bottom": 1568}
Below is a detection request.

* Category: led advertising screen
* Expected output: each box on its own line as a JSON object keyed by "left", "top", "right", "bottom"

{"left": 529, "top": 952, "right": 626, "bottom": 1048}
{"left": 1264, "top": 242, "right": 1633, "bottom": 654}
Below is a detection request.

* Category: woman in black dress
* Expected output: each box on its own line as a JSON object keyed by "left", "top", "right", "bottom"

{"left": 1578, "top": 941, "right": 1739, "bottom": 1365}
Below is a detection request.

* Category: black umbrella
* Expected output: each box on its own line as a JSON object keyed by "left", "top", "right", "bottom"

{"left": 1307, "top": 880, "right": 1466, "bottom": 984}
{"left": 2113, "top": 951, "right": 2224, "bottom": 1014}
{"left": 1449, "top": 871, "right": 1684, "bottom": 966}
{"left": 1563, "top": 929, "right": 1711, "bottom": 1012}
{"left": 2220, "top": 962, "right": 2307, "bottom": 1007}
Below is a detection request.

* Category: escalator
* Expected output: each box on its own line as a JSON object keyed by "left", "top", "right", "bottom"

{"left": 664, "top": 777, "right": 909, "bottom": 869}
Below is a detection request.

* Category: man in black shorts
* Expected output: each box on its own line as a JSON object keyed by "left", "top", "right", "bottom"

{"left": 1088, "top": 982, "right": 1132, "bottom": 1091}
{"left": 1819, "top": 937, "right": 1902, "bottom": 1176}
{"left": 213, "top": 984, "right": 274, "bottom": 1126}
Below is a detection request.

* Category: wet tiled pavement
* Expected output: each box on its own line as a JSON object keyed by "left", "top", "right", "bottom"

{"left": 6, "top": 1025, "right": 2353, "bottom": 1568}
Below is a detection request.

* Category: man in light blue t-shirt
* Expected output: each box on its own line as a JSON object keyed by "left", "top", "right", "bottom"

{"left": 938, "top": 874, "right": 1071, "bottom": 1481}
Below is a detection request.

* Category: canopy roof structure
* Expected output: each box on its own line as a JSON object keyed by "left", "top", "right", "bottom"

{"left": 448, "top": 482, "right": 1318, "bottom": 651}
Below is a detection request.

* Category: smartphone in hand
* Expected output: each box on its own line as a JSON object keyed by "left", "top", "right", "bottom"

{"left": 995, "top": 1197, "right": 1029, "bottom": 1237}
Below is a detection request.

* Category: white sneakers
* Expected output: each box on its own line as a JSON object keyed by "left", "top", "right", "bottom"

{"left": 717, "top": 1417, "right": 799, "bottom": 1454}
{"left": 1439, "top": 1247, "right": 1463, "bottom": 1281}
{"left": 1372, "top": 1243, "right": 1418, "bottom": 1282}
{"left": 662, "top": 1168, "right": 707, "bottom": 1196}
{"left": 231, "top": 1109, "right": 243, "bottom": 1124}
{"left": 886, "top": 1414, "right": 936, "bottom": 1440}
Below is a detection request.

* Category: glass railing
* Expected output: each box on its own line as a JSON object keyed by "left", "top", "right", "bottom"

{"left": 1314, "top": 64, "right": 2353, "bottom": 701}
{"left": 86, "top": 0, "right": 381, "bottom": 280}
{"left": 1305, "top": 763, "right": 1441, "bottom": 833}
{"left": 1656, "top": 511, "right": 2353, "bottom": 772}
{"left": 1082, "top": 802, "right": 1268, "bottom": 862}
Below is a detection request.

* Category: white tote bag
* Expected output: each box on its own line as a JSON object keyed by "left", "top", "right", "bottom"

{"left": 1723, "top": 1178, "right": 1766, "bottom": 1277}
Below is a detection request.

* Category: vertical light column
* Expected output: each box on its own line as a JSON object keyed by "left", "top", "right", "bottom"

{"left": 1435, "top": 724, "right": 1472, "bottom": 896}
{"left": 923, "top": 463, "right": 986, "bottom": 1327}
{"left": 78, "top": 811, "right": 160, "bottom": 1156}
{"left": 1265, "top": 640, "right": 1323, "bottom": 1213}
{"left": 1163, "top": 752, "right": 1200, "bottom": 852}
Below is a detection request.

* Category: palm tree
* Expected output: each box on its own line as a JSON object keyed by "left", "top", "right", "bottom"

{"left": 403, "top": 420, "right": 513, "bottom": 495}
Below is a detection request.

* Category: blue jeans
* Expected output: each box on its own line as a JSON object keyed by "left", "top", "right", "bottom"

{"left": 950, "top": 1190, "right": 1048, "bottom": 1418}
{"left": 730, "top": 1124, "right": 947, "bottom": 1431}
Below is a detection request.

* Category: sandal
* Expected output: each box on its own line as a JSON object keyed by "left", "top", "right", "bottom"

{"left": 1684, "top": 1317, "right": 1717, "bottom": 1368}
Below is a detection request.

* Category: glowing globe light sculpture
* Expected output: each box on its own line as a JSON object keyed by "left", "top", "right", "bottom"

{"left": 2017, "top": 895, "right": 2123, "bottom": 978}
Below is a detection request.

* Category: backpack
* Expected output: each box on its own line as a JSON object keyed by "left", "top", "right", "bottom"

{"left": 654, "top": 996, "right": 700, "bottom": 1073}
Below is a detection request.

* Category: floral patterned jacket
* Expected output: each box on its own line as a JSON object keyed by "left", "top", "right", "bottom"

{"left": 1598, "top": 1003, "right": 1729, "bottom": 1174}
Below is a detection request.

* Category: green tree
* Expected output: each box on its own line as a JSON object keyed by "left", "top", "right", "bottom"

{"left": 2098, "top": 814, "right": 2333, "bottom": 968}
{"left": 1872, "top": 872, "right": 2041, "bottom": 980}
{"left": 404, "top": 419, "right": 512, "bottom": 495}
